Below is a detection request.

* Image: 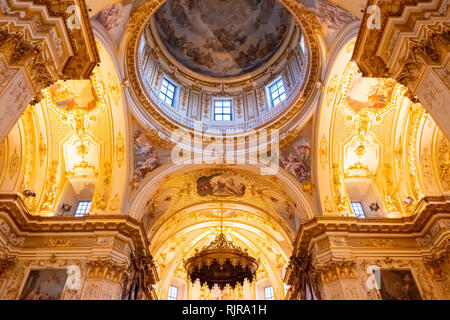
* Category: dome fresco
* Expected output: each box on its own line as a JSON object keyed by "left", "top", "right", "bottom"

{"left": 153, "top": 0, "right": 293, "bottom": 78}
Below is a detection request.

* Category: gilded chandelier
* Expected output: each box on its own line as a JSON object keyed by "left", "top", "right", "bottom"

{"left": 184, "top": 208, "right": 259, "bottom": 289}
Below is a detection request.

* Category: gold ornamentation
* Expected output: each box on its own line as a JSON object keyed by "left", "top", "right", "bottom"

{"left": 116, "top": 131, "right": 125, "bottom": 168}
{"left": 324, "top": 196, "right": 333, "bottom": 213}
{"left": 40, "top": 160, "right": 59, "bottom": 212}
{"left": 330, "top": 237, "right": 347, "bottom": 247}
{"left": 7, "top": 149, "right": 20, "bottom": 180}
{"left": 184, "top": 233, "right": 259, "bottom": 289}
{"left": 107, "top": 73, "right": 121, "bottom": 106}
{"left": 360, "top": 239, "right": 394, "bottom": 248}
{"left": 48, "top": 238, "right": 73, "bottom": 248}
{"left": 38, "top": 132, "right": 47, "bottom": 166}
{"left": 345, "top": 39, "right": 356, "bottom": 54}
{"left": 407, "top": 104, "right": 425, "bottom": 199}
{"left": 0, "top": 255, "right": 17, "bottom": 277}
{"left": 86, "top": 259, "right": 127, "bottom": 282}
{"left": 180, "top": 87, "right": 189, "bottom": 111}
{"left": 424, "top": 246, "right": 449, "bottom": 280}
{"left": 394, "top": 136, "right": 403, "bottom": 165}
{"left": 109, "top": 194, "right": 120, "bottom": 211}
{"left": 313, "top": 261, "right": 356, "bottom": 284}
{"left": 302, "top": 181, "right": 313, "bottom": 195}
{"left": 203, "top": 94, "right": 211, "bottom": 117}
{"left": 438, "top": 137, "right": 450, "bottom": 190}
{"left": 326, "top": 75, "right": 338, "bottom": 104}
{"left": 20, "top": 107, "right": 34, "bottom": 194}
{"left": 0, "top": 217, "right": 25, "bottom": 246}
{"left": 333, "top": 163, "right": 348, "bottom": 212}
{"left": 102, "top": 161, "right": 112, "bottom": 186}
{"left": 383, "top": 164, "right": 401, "bottom": 213}
{"left": 319, "top": 135, "right": 328, "bottom": 169}
{"left": 125, "top": 0, "right": 321, "bottom": 147}
{"left": 92, "top": 189, "right": 108, "bottom": 212}
{"left": 235, "top": 95, "right": 243, "bottom": 118}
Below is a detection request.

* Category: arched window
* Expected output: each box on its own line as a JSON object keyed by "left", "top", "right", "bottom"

{"left": 168, "top": 285, "right": 178, "bottom": 300}
{"left": 264, "top": 286, "right": 274, "bottom": 300}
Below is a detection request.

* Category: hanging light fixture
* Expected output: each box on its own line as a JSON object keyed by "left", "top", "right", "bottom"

{"left": 184, "top": 205, "right": 259, "bottom": 290}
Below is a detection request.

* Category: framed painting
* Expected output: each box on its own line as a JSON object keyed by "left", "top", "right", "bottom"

{"left": 19, "top": 269, "right": 68, "bottom": 300}
{"left": 378, "top": 269, "right": 422, "bottom": 300}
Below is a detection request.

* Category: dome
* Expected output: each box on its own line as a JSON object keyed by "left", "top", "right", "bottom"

{"left": 152, "top": 0, "right": 293, "bottom": 78}
{"left": 130, "top": 0, "right": 318, "bottom": 138}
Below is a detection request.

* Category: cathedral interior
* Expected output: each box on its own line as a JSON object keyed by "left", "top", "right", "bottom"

{"left": 0, "top": 0, "right": 449, "bottom": 300}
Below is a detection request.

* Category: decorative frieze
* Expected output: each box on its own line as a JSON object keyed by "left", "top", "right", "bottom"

{"left": 313, "top": 261, "right": 356, "bottom": 285}
{"left": 0, "top": 255, "right": 17, "bottom": 277}
{"left": 286, "top": 196, "right": 450, "bottom": 300}
{"left": 86, "top": 259, "right": 127, "bottom": 282}
{"left": 424, "top": 244, "right": 449, "bottom": 280}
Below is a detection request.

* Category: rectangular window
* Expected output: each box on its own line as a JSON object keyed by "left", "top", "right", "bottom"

{"left": 159, "top": 78, "right": 177, "bottom": 106}
{"left": 214, "top": 99, "right": 232, "bottom": 121}
{"left": 168, "top": 286, "right": 178, "bottom": 300}
{"left": 269, "top": 78, "right": 286, "bottom": 107}
{"left": 74, "top": 201, "right": 92, "bottom": 217}
{"left": 351, "top": 201, "right": 366, "bottom": 218}
{"left": 264, "top": 286, "right": 274, "bottom": 300}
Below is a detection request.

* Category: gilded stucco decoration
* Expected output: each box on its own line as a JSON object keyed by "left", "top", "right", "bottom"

{"left": 437, "top": 136, "right": 450, "bottom": 191}
{"left": 0, "top": 40, "right": 127, "bottom": 216}
{"left": 130, "top": 165, "right": 300, "bottom": 299}
{"left": 322, "top": 54, "right": 430, "bottom": 217}
{"left": 125, "top": 0, "right": 321, "bottom": 144}
{"left": 0, "top": 0, "right": 448, "bottom": 302}
{"left": 138, "top": 167, "right": 311, "bottom": 239}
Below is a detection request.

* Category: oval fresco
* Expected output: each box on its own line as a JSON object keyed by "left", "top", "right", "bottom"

{"left": 153, "top": 0, "right": 293, "bottom": 78}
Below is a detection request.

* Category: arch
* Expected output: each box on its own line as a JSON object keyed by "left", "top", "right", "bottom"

{"left": 151, "top": 215, "right": 292, "bottom": 300}
{"left": 126, "top": 162, "right": 315, "bottom": 223}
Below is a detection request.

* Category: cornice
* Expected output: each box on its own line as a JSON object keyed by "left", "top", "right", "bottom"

{"left": 292, "top": 196, "right": 450, "bottom": 255}
{"left": 1, "top": 0, "right": 100, "bottom": 81}
{"left": 285, "top": 196, "right": 450, "bottom": 292}
{"left": 0, "top": 193, "right": 151, "bottom": 257}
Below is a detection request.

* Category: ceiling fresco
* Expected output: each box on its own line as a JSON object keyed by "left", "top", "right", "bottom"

{"left": 152, "top": 0, "right": 293, "bottom": 78}
{"left": 346, "top": 74, "right": 397, "bottom": 113}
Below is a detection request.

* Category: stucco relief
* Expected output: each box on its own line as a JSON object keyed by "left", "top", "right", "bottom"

{"left": 417, "top": 68, "right": 450, "bottom": 143}
{"left": 0, "top": 55, "right": 16, "bottom": 94}
{"left": 0, "top": 71, "right": 34, "bottom": 142}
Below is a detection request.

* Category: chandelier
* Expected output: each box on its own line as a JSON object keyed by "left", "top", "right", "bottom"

{"left": 184, "top": 207, "right": 259, "bottom": 289}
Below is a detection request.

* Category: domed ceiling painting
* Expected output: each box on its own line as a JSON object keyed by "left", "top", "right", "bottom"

{"left": 153, "top": 0, "right": 293, "bottom": 78}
